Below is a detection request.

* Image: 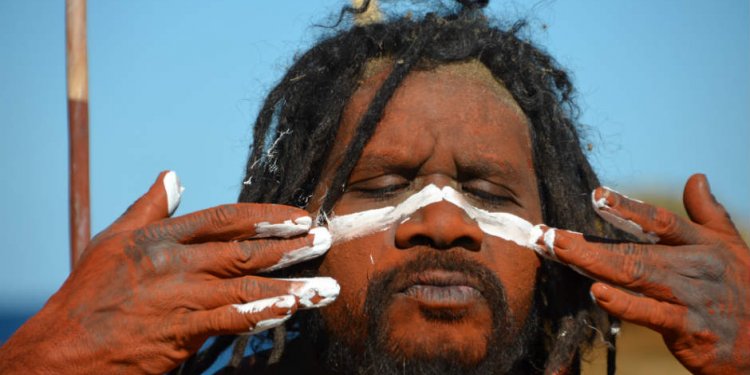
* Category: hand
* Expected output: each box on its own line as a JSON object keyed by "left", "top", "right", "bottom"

{"left": 541, "top": 174, "right": 750, "bottom": 374}
{"left": 0, "top": 171, "right": 338, "bottom": 374}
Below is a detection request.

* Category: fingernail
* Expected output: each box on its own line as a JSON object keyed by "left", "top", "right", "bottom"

{"left": 592, "top": 204, "right": 659, "bottom": 243}
{"left": 163, "top": 171, "right": 185, "bottom": 216}
{"left": 285, "top": 277, "right": 340, "bottom": 309}
{"left": 259, "top": 227, "right": 332, "bottom": 272}
{"left": 254, "top": 216, "right": 313, "bottom": 238}
{"left": 591, "top": 284, "right": 613, "bottom": 303}
{"left": 591, "top": 187, "right": 659, "bottom": 243}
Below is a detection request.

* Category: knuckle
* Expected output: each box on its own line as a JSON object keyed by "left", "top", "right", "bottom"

{"left": 207, "top": 310, "right": 227, "bottom": 333}
{"left": 647, "top": 304, "right": 667, "bottom": 328}
{"left": 208, "top": 204, "right": 240, "bottom": 228}
{"left": 235, "top": 241, "right": 259, "bottom": 263}
{"left": 619, "top": 244, "right": 650, "bottom": 288}
{"left": 653, "top": 208, "right": 680, "bottom": 234}
{"left": 695, "top": 252, "right": 726, "bottom": 281}
{"left": 239, "top": 277, "right": 258, "bottom": 299}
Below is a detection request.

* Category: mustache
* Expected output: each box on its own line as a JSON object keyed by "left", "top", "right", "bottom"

{"left": 364, "top": 250, "right": 511, "bottom": 326}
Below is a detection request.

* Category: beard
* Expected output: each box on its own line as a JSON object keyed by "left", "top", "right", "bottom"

{"left": 299, "top": 252, "right": 545, "bottom": 375}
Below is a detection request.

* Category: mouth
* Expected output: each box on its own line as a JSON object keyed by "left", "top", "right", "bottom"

{"left": 396, "top": 270, "right": 484, "bottom": 312}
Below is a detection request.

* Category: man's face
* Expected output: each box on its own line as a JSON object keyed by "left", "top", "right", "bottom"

{"left": 309, "top": 61, "right": 543, "bottom": 370}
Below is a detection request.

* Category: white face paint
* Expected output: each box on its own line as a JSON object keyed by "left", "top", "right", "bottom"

{"left": 591, "top": 187, "right": 659, "bottom": 244}
{"left": 323, "top": 184, "right": 552, "bottom": 257}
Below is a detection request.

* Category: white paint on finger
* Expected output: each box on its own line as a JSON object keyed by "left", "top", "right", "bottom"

{"left": 283, "top": 277, "right": 340, "bottom": 309}
{"left": 258, "top": 227, "right": 332, "bottom": 272}
{"left": 591, "top": 190, "right": 659, "bottom": 243}
{"left": 163, "top": 171, "right": 185, "bottom": 216}
{"left": 233, "top": 295, "right": 296, "bottom": 334}
{"left": 254, "top": 216, "right": 312, "bottom": 238}
{"left": 543, "top": 228, "right": 556, "bottom": 258}
{"left": 249, "top": 314, "right": 292, "bottom": 335}
{"left": 233, "top": 294, "right": 295, "bottom": 314}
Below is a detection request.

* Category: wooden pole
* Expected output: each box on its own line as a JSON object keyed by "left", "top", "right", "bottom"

{"left": 66, "top": 0, "right": 90, "bottom": 268}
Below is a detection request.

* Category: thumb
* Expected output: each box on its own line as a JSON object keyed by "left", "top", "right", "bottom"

{"left": 683, "top": 173, "right": 739, "bottom": 236}
{"left": 107, "top": 170, "right": 185, "bottom": 235}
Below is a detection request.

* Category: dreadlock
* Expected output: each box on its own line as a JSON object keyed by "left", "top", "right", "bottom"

{"left": 175, "top": 1, "right": 625, "bottom": 373}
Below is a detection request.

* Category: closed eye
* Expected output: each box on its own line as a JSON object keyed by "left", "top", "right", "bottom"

{"left": 346, "top": 175, "right": 410, "bottom": 200}
{"left": 461, "top": 180, "right": 520, "bottom": 208}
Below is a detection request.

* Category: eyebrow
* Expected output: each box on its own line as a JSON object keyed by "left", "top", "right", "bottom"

{"left": 459, "top": 159, "right": 522, "bottom": 181}
{"left": 353, "top": 151, "right": 524, "bottom": 181}
{"left": 352, "top": 152, "right": 420, "bottom": 174}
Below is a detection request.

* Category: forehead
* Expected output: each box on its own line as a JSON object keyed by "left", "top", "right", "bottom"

{"left": 334, "top": 61, "right": 533, "bottom": 172}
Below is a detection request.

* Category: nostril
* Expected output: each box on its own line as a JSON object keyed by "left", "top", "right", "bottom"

{"left": 452, "top": 236, "right": 481, "bottom": 251}
{"left": 397, "top": 234, "right": 480, "bottom": 251}
{"left": 403, "top": 235, "right": 434, "bottom": 249}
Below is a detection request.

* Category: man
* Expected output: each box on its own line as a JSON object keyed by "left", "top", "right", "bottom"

{"left": 1, "top": 1, "right": 748, "bottom": 374}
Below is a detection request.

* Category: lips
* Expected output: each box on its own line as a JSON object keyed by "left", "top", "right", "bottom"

{"left": 397, "top": 270, "right": 484, "bottom": 307}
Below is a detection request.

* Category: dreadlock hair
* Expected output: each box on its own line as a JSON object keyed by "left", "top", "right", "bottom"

{"left": 174, "top": 1, "right": 625, "bottom": 374}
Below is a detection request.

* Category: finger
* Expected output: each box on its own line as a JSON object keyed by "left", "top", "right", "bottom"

{"left": 107, "top": 170, "right": 184, "bottom": 235}
{"left": 188, "top": 295, "right": 297, "bottom": 336}
{"left": 683, "top": 174, "right": 740, "bottom": 237}
{"left": 183, "top": 227, "right": 332, "bottom": 275}
{"left": 591, "top": 282, "right": 685, "bottom": 335}
{"left": 541, "top": 229, "right": 679, "bottom": 302}
{"left": 141, "top": 203, "right": 312, "bottom": 244}
{"left": 186, "top": 276, "right": 339, "bottom": 310}
{"left": 592, "top": 186, "right": 702, "bottom": 245}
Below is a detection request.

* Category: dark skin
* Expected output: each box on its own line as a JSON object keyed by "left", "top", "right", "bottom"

{"left": 0, "top": 64, "right": 748, "bottom": 374}
{"left": 0, "top": 171, "right": 324, "bottom": 373}
{"left": 548, "top": 175, "right": 750, "bottom": 374}
{"left": 308, "top": 62, "right": 542, "bottom": 365}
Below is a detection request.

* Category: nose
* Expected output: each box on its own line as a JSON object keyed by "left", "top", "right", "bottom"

{"left": 395, "top": 200, "right": 484, "bottom": 251}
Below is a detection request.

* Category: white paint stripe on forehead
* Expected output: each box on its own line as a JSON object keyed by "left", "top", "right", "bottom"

{"left": 324, "top": 184, "right": 549, "bottom": 254}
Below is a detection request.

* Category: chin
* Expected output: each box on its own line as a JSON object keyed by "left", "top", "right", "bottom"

{"left": 380, "top": 294, "right": 494, "bottom": 365}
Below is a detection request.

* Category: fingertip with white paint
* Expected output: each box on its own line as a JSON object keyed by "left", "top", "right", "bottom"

{"left": 163, "top": 171, "right": 185, "bottom": 216}
{"left": 591, "top": 188, "right": 659, "bottom": 243}
{"left": 285, "top": 276, "right": 341, "bottom": 309}
{"left": 234, "top": 295, "right": 297, "bottom": 334}
{"left": 258, "top": 227, "right": 333, "bottom": 272}
{"left": 254, "top": 216, "right": 313, "bottom": 238}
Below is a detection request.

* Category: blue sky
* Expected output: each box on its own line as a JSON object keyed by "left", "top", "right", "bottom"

{"left": 1, "top": 1, "right": 748, "bottom": 312}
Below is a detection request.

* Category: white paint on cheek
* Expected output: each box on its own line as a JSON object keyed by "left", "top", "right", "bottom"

{"left": 325, "top": 184, "right": 443, "bottom": 243}
{"left": 259, "top": 227, "right": 332, "bottom": 272}
{"left": 163, "top": 171, "right": 185, "bottom": 216}
{"left": 254, "top": 216, "right": 312, "bottom": 238}
{"left": 591, "top": 189, "right": 659, "bottom": 243}
{"left": 440, "top": 186, "right": 541, "bottom": 249}
{"left": 369, "top": 253, "right": 375, "bottom": 265}
{"left": 282, "top": 276, "right": 340, "bottom": 309}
